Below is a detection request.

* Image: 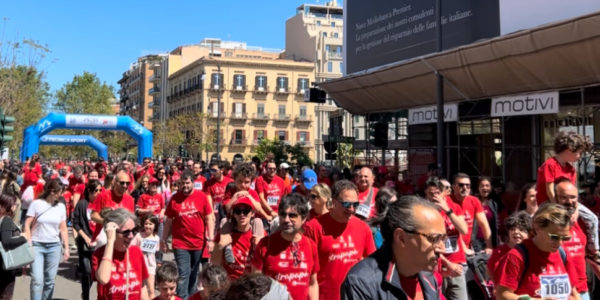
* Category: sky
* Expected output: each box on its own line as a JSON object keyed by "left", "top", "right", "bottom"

{"left": 2, "top": 0, "right": 599, "bottom": 97}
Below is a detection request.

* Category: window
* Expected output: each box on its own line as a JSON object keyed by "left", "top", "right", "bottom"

{"left": 276, "top": 76, "right": 288, "bottom": 92}
{"left": 328, "top": 62, "right": 333, "bottom": 73}
{"left": 234, "top": 103, "right": 244, "bottom": 117}
{"left": 331, "top": 22, "right": 335, "bottom": 27}
{"left": 278, "top": 131, "right": 286, "bottom": 141}
{"left": 211, "top": 73, "right": 223, "bottom": 89}
{"left": 257, "top": 104, "right": 265, "bottom": 117}
{"left": 316, "top": 20, "right": 321, "bottom": 26}
{"left": 340, "top": 62, "right": 344, "bottom": 73}
{"left": 233, "top": 74, "right": 246, "bottom": 90}
{"left": 323, "top": 32, "right": 327, "bottom": 37}
{"left": 354, "top": 128, "right": 360, "bottom": 139}
{"left": 300, "top": 106, "right": 307, "bottom": 117}
{"left": 299, "top": 131, "right": 307, "bottom": 142}
{"left": 354, "top": 115, "right": 360, "bottom": 123}
{"left": 326, "top": 45, "right": 331, "bottom": 52}
{"left": 255, "top": 75, "right": 267, "bottom": 91}
{"left": 257, "top": 130, "right": 265, "bottom": 141}
{"left": 297, "top": 78, "right": 309, "bottom": 92}
{"left": 333, "top": 32, "right": 339, "bottom": 38}
{"left": 279, "top": 105, "right": 286, "bottom": 116}
{"left": 235, "top": 129, "right": 243, "bottom": 144}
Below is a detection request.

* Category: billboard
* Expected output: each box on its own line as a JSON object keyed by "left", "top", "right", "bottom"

{"left": 344, "top": 0, "right": 500, "bottom": 74}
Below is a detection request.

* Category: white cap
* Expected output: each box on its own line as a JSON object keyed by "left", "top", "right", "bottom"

{"left": 279, "top": 162, "right": 290, "bottom": 169}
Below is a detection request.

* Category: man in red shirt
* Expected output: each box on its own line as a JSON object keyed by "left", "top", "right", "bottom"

{"left": 204, "top": 161, "right": 233, "bottom": 217}
{"left": 192, "top": 162, "right": 206, "bottom": 191}
{"left": 256, "top": 161, "right": 290, "bottom": 218}
{"left": 161, "top": 170, "right": 214, "bottom": 299}
{"left": 304, "top": 179, "right": 376, "bottom": 300}
{"left": 137, "top": 177, "right": 165, "bottom": 219}
{"left": 136, "top": 157, "right": 155, "bottom": 180}
{"left": 252, "top": 194, "right": 319, "bottom": 300}
{"left": 90, "top": 170, "right": 136, "bottom": 226}
{"left": 317, "top": 165, "right": 332, "bottom": 187}
{"left": 355, "top": 167, "right": 379, "bottom": 219}
{"left": 449, "top": 173, "right": 492, "bottom": 254}
{"left": 425, "top": 177, "right": 469, "bottom": 300}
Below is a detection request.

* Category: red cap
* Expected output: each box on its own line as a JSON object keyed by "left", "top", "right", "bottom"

{"left": 232, "top": 196, "right": 255, "bottom": 211}
{"left": 148, "top": 177, "right": 160, "bottom": 185}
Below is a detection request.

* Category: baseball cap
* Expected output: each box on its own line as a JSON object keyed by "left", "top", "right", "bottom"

{"left": 302, "top": 169, "right": 318, "bottom": 190}
{"left": 232, "top": 196, "right": 255, "bottom": 211}
{"left": 148, "top": 177, "right": 160, "bottom": 185}
{"left": 280, "top": 162, "right": 290, "bottom": 169}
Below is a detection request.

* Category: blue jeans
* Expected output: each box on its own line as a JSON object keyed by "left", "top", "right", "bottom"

{"left": 30, "top": 241, "right": 62, "bottom": 300}
{"left": 173, "top": 248, "right": 205, "bottom": 299}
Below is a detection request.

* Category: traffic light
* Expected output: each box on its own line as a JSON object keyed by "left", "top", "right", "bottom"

{"left": 178, "top": 145, "right": 184, "bottom": 157}
{"left": 324, "top": 140, "right": 337, "bottom": 160}
{"left": 0, "top": 108, "right": 15, "bottom": 149}
{"left": 370, "top": 122, "right": 388, "bottom": 148}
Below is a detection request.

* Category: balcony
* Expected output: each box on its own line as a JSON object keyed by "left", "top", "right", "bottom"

{"left": 147, "top": 102, "right": 153, "bottom": 109}
{"left": 252, "top": 139, "right": 264, "bottom": 146}
{"left": 149, "top": 74, "right": 160, "bottom": 82}
{"left": 229, "top": 112, "right": 248, "bottom": 120}
{"left": 275, "top": 87, "right": 289, "bottom": 95}
{"left": 251, "top": 113, "right": 270, "bottom": 122}
{"left": 296, "top": 88, "right": 308, "bottom": 96}
{"left": 326, "top": 52, "right": 343, "bottom": 60}
{"left": 148, "top": 87, "right": 160, "bottom": 95}
{"left": 210, "top": 83, "right": 224, "bottom": 92}
{"left": 299, "top": 141, "right": 312, "bottom": 147}
{"left": 208, "top": 111, "right": 226, "bottom": 119}
{"left": 274, "top": 114, "right": 291, "bottom": 121}
{"left": 254, "top": 85, "right": 268, "bottom": 94}
{"left": 295, "top": 115, "right": 313, "bottom": 123}
{"left": 229, "top": 138, "right": 249, "bottom": 146}
{"left": 231, "top": 85, "right": 247, "bottom": 93}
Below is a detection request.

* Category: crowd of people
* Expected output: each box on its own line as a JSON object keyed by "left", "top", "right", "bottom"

{"left": 0, "top": 130, "right": 596, "bottom": 299}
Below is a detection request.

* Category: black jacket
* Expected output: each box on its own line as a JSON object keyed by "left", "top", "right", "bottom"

{"left": 72, "top": 199, "right": 93, "bottom": 240}
{"left": 341, "top": 245, "right": 441, "bottom": 300}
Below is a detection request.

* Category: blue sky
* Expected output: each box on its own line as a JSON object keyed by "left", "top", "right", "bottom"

{"left": 2, "top": 0, "right": 321, "bottom": 95}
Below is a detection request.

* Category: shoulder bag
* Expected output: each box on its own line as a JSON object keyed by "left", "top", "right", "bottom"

{"left": 0, "top": 216, "right": 34, "bottom": 270}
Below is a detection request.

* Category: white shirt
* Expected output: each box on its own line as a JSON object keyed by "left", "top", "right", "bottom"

{"left": 27, "top": 199, "right": 66, "bottom": 243}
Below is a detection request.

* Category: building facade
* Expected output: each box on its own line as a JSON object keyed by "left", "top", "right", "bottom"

{"left": 167, "top": 55, "right": 316, "bottom": 162}
{"left": 285, "top": 1, "right": 348, "bottom": 162}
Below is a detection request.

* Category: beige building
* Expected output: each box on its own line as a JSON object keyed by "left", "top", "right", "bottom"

{"left": 118, "top": 55, "right": 163, "bottom": 130}
{"left": 284, "top": 1, "right": 347, "bottom": 162}
{"left": 167, "top": 54, "right": 316, "bottom": 162}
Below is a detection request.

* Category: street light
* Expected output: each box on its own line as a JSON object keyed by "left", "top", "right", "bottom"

{"left": 201, "top": 57, "right": 222, "bottom": 161}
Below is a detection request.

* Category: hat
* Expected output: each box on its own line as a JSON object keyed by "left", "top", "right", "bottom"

{"left": 302, "top": 169, "right": 318, "bottom": 190}
{"left": 280, "top": 162, "right": 290, "bottom": 169}
{"left": 232, "top": 196, "right": 255, "bottom": 211}
{"left": 148, "top": 177, "right": 159, "bottom": 185}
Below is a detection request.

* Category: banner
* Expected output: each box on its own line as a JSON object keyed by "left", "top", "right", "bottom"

{"left": 408, "top": 104, "right": 458, "bottom": 125}
{"left": 491, "top": 91, "right": 559, "bottom": 117}
{"left": 65, "top": 115, "right": 118, "bottom": 128}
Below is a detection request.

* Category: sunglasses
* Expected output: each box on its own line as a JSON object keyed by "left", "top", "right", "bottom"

{"left": 233, "top": 208, "right": 252, "bottom": 216}
{"left": 457, "top": 183, "right": 471, "bottom": 188}
{"left": 94, "top": 188, "right": 102, "bottom": 193}
{"left": 267, "top": 167, "right": 277, "bottom": 171}
{"left": 404, "top": 229, "right": 448, "bottom": 245}
{"left": 547, "top": 233, "right": 572, "bottom": 242}
{"left": 279, "top": 212, "right": 299, "bottom": 219}
{"left": 119, "top": 181, "right": 131, "bottom": 186}
{"left": 116, "top": 227, "right": 138, "bottom": 237}
{"left": 309, "top": 194, "right": 319, "bottom": 199}
{"left": 339, "top": 201, "right": 360, "bottom": 209}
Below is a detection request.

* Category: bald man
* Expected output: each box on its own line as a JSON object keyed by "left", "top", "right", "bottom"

{"left": 355, "top": 167, "right": 379, "bottom": 218}
{"left": 90, "top": 170, "right": 135, "bottom": 225}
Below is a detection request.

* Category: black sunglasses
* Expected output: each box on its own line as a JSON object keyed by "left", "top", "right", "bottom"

{"left": 118, "top": 181, "right": 131, "bottom": 186}
{"left": 116, "top": 227, "right": 138, "bottom": 237}
{"left": 457, "top": 183, "right": 470, "bottom": 188}
{"left": 339, "top": 201, "right": 360, "bottom": 209}
{"left": 233, "top": 208, "right": 252, "bottom": 216}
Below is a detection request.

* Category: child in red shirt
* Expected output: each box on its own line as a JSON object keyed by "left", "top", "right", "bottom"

{"left": 153, "top": 262, "right": 182, "bottom": 300}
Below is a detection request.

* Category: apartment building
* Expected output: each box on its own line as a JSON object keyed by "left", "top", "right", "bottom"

{"left": 167, "top": 54, "right": 315, "bottom": 162}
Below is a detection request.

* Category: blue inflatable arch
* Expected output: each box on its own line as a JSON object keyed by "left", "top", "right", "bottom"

{"left": 21, "top": 113, "right": 152, "bottom": 163}
{"left": 38, "top": 135, "right": 108, "bottom": 161}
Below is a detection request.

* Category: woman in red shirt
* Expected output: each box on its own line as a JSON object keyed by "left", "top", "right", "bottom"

{"left": 495, "top": 203, "right": 580, "bottom": 300}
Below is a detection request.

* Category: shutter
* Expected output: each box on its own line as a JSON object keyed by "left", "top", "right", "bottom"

{"left": 242, "top": 130, "right": 246, "bottom": 143}
{"left": 243, "top": 103, "right": 246, "bottom": 113}
{"left": 284, "top": 77, "right": 289, "bottom": 88}
{"left": 232, "top": 103, "right": 235, "bottom": 113}
{"left": 297, "top": 131, "right": 300, "bottom": 141}
{"left": 231, "top": 131, "right": 234, "bottom": 144}
{"left": 307, "top": 131, "right": 310, "bottom": 140}
{"left": 285, "top": 131, "right": 288, "bottom": 141}
{"left": 263, "top": 130, "right": 267, "bottom": 139}
{"left": 254, "top": 130, "right": 257, "bottom": 141}
{"left": 220, "top": 102, "right": 224, "bottom": 114}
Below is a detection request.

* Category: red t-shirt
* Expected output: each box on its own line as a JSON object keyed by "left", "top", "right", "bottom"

{"left": 193, "top": 175, "right": 207, "bottom": 191}
{"left": 251, "top": 233, "right": 319, "bottom": 300}
{"left": 187, "top": 292, "right": 203, "bottom": 300}
{"left": 89, "top": 190, "right": 135, "bottom": 213}
{"left": 358, "top": 187, "right": 379, "bottom": 218}
{"left": 496, "top": 239, "right": 578, "bottom": 298}
{"left": 449, "top": 195, "right": 483, "bottom": 248}
{"left": 153, "top": 296, "right": 182, "bottom": 300}
{"left": 92, "top": 245, "right": 149, "bottom": 300}
{"left": 204, "top": 176, "right": 234, "bottom": 206}
{"left": 562, "top": 221, "right": 588, "bottom": 292}
{"left": 536, "top": 157, "right": 576, "bottom": 204}
{"left": 399, "top": 275, "right": 424, "bottom": 300}
{"left": 318, "top": 177, "right": 332, "bottom": 187}
{"left": 440, "top": 201, "right": 466, "bottom": 264}
{"left": 68, "top": 175, "right": 86, "bottom": 194}
{"left": 138, "top": 193, "right": 165, "bottom": 216}
{"left": 255, "top": 175, "right": 290, "bottom": 213}
{"left": 217, "top": 229, "right": 253, "bottom": 280}
{"left": 303, "top": 213, "right": 376, "bottom": 300}
{"left": 165, "top": 190, "right": 212, "bottom": 250}
{"left": 488, "top": 244, "right": 511, "bottom": 282}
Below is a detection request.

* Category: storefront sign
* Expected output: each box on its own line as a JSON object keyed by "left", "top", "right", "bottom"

{"left": 65, "top": 115, "right": 118, "bottom": 128}
{"left": 491, "top": 91, "right": 559, "bottom": 117}
{"left": 408, "top": 104, "right": 458, "bottom": 125}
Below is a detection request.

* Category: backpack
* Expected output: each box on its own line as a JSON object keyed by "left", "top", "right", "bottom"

{"left": 515, "top": 243, "right": 567, "bottom": 288}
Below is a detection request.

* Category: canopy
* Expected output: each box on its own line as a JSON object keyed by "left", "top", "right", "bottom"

{"left": 320, "top": 11, "right": 600, "bottom": 114}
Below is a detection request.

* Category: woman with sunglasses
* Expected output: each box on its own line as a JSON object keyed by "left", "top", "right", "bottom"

{"left": 93, "top": 208, "right": 150, "bottom": 300}
{"left": 495, "top": 203, "right": 580, "bottom": 300}
{"left": 308, "top": 183, "right": 332, "bottom": 220}
{"left": 212, "top": 194, "right": 256, "bottom": 279}
{"left": 72, "top": 179, "right": 102, "bottom": 300}
{"left": 23, "top": 179, "right": 70, "bottom": 300}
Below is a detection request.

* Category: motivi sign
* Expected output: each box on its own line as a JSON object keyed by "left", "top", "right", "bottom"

{"left": 491, "top": 91, "right": 559, "bottom": 117}
{"left": 408, "top": 104, "right": 458, "bottom": 125}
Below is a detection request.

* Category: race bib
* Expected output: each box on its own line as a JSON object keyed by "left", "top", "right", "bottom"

{"left": 267, "top": 196, "right": 279, "bottom": 206}
{"left": 141, "top": 238, "right": 159, "bottom": 253}
{"left": 194, "top": 182, "right": 203, "bottom": 190}
{"left": 444, "top": 236, "right": 459, "bottom": 254}
{"left": 356, "top": 204, "right": 371, "bottom": 218}
{"left": 86, "top": 208, "right": 92, "bottom": 220}
{"left": 539, "top": 274, "right": 570, "bottom": 300}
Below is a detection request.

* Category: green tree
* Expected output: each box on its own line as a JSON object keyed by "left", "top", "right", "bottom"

{"left": 254, "top": 139, "right": 313, "bottom": 166}
{"left": 55, "top": 71, "right": 114, "bottom": 114}
{"left": 336, "top": 142, "right": 361, "bottom": 169}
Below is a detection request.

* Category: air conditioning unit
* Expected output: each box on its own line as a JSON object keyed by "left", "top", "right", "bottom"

{"left": 279, "top": 88, "right": 286, "bottom": 93}
{"left": 236, "top": 86, "right": 243, "bottom": 91}
{"left": 214, "top": 84, "right": 220, "bottom": 90}
{"left": 258, "top": 86, "right": 264, "bottom": 92}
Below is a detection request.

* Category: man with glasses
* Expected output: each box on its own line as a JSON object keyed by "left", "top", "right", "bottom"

{"left": 90, "top": 170, "right": 136, "bottom": 226}
{"left": 256, "top": 161, "right": 290, "bottom": 218}
{"left": 304, "top": 179, "right": 376, "bottom": 300}
{"left": 555, "top": 178, "right": 593, "bottom": 300}
{"left": 161, "top": 170, "right": 214, "bottom": 299}
{"left": 425, "top": 177, "right": 469, "bottom": 300}
{"left": 192, "top": 162, "right": 207, "bottom": 191}
{"left": 252, "top": 194, "right": 319, "bottom": 300}
{"left": 342, "top": 196, "right": 445, "bottom": 300}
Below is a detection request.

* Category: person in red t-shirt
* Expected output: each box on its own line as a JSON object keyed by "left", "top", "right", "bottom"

{"left": 93, "top": 208, "right": 149, "bottom": 300}
{"left": 317, "top": 165, "right": 332, "bottom": 187}
{"left": 90, "top": 171, "right": 136, "bottom": 236}
{"left": 204, "top": 161, "right": 233, "bottom": 218}
{"left": 192, "top": 162, "right": 206, "bottom": 192}
{"left": 355, "top": 167, "right": 379, "bottom": 219}
{"left": 137, "top": 178, "right": 165, "bottom": 220}
{"left": 212, "top": 195, "right": 256, "bottom": 279}
{"left": 495, "top": 203, "right": 580, "bottom": 299}
{"left": 252, "top": 194, "right": 319, "bottom": 300}
{"left": 256, "top": 161, "right": 290, "bottom": 217}
{"left": 160, "top": 170, "right": 214, "bottom": 299}
{"left": 450, "top": 173, "right": 492, "bottom": 255}
{"left": 487, "top": 211, "right": 531, "bottom": 282}
{"left": 136, "top": 157, "right": 155, "bottom": 181}
{"left": 304, "top": 179, "right": 376, "bottom": 300}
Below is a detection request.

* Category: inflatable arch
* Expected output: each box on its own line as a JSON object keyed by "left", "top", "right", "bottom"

{"left": 21, "top": 113, "right": 152, "bottom": 163}
{"left": 38, "top": 135, "right": 108, "bottom": 161}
